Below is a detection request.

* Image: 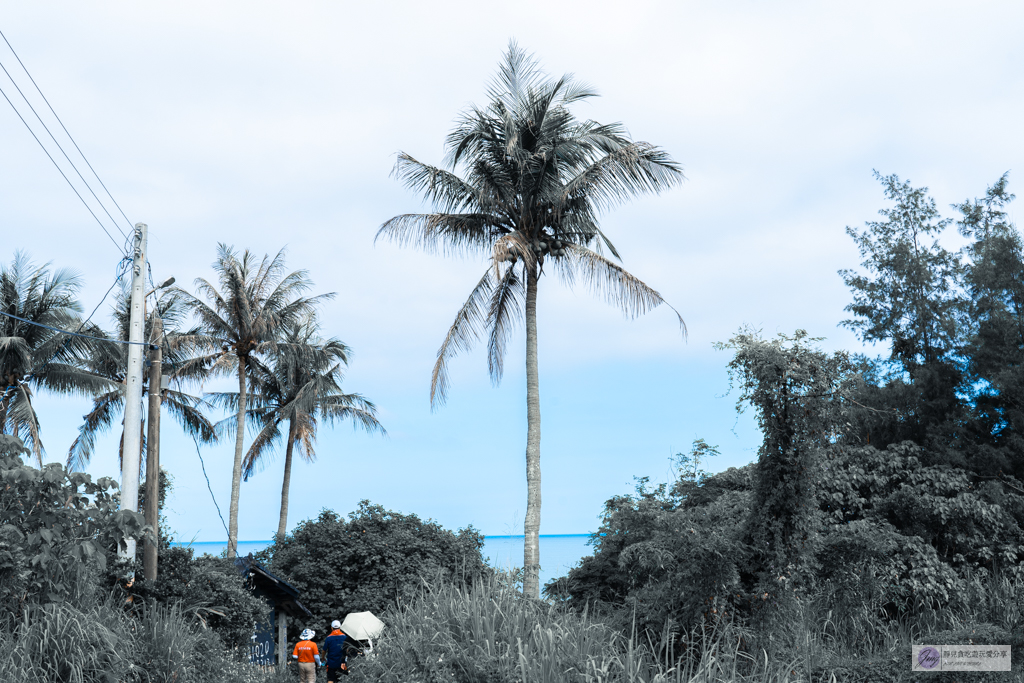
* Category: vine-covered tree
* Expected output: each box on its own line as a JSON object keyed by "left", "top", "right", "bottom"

{"left": 377, "top": 43, "right": 684, "bottom": 598}
{"left": 715, "top": 329, "right": 854, "bottom": 597}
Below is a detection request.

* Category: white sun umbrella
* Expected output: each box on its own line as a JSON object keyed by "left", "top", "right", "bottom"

{"left": 340, "top": 611, "right": 386, "bottom": 641}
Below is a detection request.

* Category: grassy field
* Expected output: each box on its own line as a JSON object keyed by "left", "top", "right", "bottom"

{"left": 3, "top": 570, "right": 1021, "bottom": 682}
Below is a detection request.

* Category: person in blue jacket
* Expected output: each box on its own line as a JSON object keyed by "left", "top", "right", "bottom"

{"left": 322, "top": 620, "right": 349, "bottom": 679}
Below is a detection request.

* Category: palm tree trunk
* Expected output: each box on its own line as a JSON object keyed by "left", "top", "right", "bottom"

{"left": 277, "top": 418, "right": 296, "bottom": 540}
{"left": 227, "top": 361, "right": 247, "bottom": 558}
{"left": 523, "top": 266, "right": 542, "bottom": 599}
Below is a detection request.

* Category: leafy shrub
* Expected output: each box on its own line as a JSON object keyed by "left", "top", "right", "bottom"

{"left": 0, "top": 434, "right": 145, "bottom": 624}
{"left": 132, "top": 545, "right": 270, "bottom": 649}
{"left": 551, "top": 473, "right": 751, "bottom": 637}
{"left": 263, "top": 500, "right": 486, "bottom": 631}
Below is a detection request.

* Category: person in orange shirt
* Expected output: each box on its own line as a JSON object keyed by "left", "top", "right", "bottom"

{"left": 292, "top": 629, "right": 321, "bottom": 683}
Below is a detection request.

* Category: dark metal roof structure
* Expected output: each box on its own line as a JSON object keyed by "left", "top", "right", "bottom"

{"left": 235, "top": 553, "right": 313, "bottom": 619}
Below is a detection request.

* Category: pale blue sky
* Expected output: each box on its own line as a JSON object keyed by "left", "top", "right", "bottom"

{"left": 2, "top": 1, "right": 1022, "bottom": 543}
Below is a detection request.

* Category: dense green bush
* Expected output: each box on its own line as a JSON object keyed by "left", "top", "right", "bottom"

{"left": 131, "top": 545, "right": 270, "bottom": 648}
{"left": 263, "top": 500, "right": 486, "bottom": 632}
{"left": 548, "top": 471, "right": 753, "bottom": 636}
{"left": 0, "top": 434, "right": 145, "bottom": 625}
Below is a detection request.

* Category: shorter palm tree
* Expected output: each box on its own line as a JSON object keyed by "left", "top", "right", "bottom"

{"left": 67, "top": 288, "right": 216, "bottom": 472}
{"left": 174, "top": 244, "right": 327, "bottom": 557}
{"left": 211, "top": 318, "right": 385, "bottom": 539}
{"left": 0, "top": 252, "right": 113, "bottom": 464}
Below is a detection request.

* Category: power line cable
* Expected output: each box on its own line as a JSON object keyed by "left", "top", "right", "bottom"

{"left": 191, "top": 432, "right": 233, "bottom": 550}
{"left": 0, "top": 80, "right": 126, "bottom": 254}
{"left": 0, "top": 56, "right": 127, "bottom": 240}
{"left": 0, "top": 28, "right": 135, "bottom": 234}
{"left": 0, "top": 311, "right": 159, "bottom": 352}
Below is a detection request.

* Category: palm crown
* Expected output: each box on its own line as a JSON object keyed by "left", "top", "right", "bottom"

{"left": 379, "top": 44, "right": 684, "bottom": 406}
{"left": 66, "top": 287, "right": 216, "bottom": 471}
{"left": 0, "top": 252, "right": 113, "bottom": 463}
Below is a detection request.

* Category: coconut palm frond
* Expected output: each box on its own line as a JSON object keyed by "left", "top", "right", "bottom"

{"left": 392, "top": 153, "right": 481, "bottom": 212}
{"left": 567, "top": 245, "right": 686, "bottom": 335}
{"left": 562, "top": 142, "right": 684, "bottom": 213}
{"left": 376, "top": 213, "right": 504, "bottom": 258}
{"left": 319, "top": 403, "right": 385, "bottom": 442}
{"left": 6, "top": 385, "right": 43, "bottom": 464}
{"left": 66, "top": 389, "right": 124, "bottom": 470}
{"left": 241, "top": 417, "right": 283, "bottom": 481}
{"left": 486, "top": 263, "right": 525, "bottom": 384}
{"left": 162, "top": 390, "right": 218, "bottom": 444}
{"left": 431, "top": 269, "right": 496, "bottom": 408}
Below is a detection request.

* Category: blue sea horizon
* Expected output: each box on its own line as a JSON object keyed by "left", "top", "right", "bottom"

{"left": 172, "top": 533, "right": 594, "bottom": 588}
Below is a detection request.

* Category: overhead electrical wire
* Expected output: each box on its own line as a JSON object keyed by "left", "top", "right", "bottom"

{"left": 0, "top": 308, "right": 158, "bottom": 350}
{"left": 0, "top": 81, "right": 126, "bottom": 254}
{"left": 0, "top": 58, "right": 128, "bottom": 239}
{"left": 0, "top": 28, "right": 134, "bottom": 233}
{"left": 0, "top": 29, "right": 133, "bottom": 254}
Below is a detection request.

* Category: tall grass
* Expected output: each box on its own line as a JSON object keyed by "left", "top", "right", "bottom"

{"left": 351, "top": 569, "right": 1024, "bottom": 683}
{"left": 0, "top": 594, "right": 291, "bottom": 683}
{"left": 359, "top": 573, "right": 829, "bottom": 683}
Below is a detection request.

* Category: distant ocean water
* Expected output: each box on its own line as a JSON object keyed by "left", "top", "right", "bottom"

{"left": 172, "top": 534, "right": 594, "bottom": 587}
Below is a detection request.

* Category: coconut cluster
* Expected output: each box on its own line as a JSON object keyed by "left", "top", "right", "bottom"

{"left": 496, "top": 233, "right": 570, "bottom": 264}
{"left": 532, "top": 238, "right": 568, "bottom": 258}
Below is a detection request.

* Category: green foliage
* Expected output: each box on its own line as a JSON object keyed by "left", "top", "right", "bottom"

{"left": 132, "top": 545, "right": 270, "bottom": 649}
{"left": 818, "top": 443, "right": 1024, "bottom": 587}
{"left": 0, "top": 434, "right": 145, "bottom": 624}
{"left": 0, "top": 596, "right": 290, "bottom": 683}
{"left": 715, "top": 329, "right": 854, "bottom": 596}
{"left": 840, "top": 171, "right": 963, "bottom": 369}
{"left": 670, "top": 437, "right": 719, "bottom": 499}
{"left": 0, "top": 253, "right": 114, "bottom": 464}
{"left": 549, "top": 472, "right": 753, "bottom": 636}
{"left": 264, "top": 500, "right": 486, "bottom": 630}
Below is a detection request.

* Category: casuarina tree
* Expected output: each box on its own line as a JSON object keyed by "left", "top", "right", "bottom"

{"left": 175, "top": 245, "right": 328, "bottom": 557}
{"left": 377, "top": 43, "right": 684, "bottom": 598}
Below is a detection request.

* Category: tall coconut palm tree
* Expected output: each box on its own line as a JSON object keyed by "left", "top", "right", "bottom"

{"left": 210, "top": 318, "right": 385, "bottom": 540}
{"left": 175, "top": 244, "right": 328, "bottom": 557}
{"left": 66, "top": 287, "right": 217, "bottom": 471}
{"left": 377, "top": 44, "right": 684, "bottom": 598}
{"left": 0, "top": 252, "right": 114, "bottom": 464}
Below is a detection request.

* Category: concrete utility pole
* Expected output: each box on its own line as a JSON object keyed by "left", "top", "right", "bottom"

{"left": 143, "top": 311, "right": 163, "bottom": 581}
{"left": 120, "top": 222, "right": 148, "bottom": 561}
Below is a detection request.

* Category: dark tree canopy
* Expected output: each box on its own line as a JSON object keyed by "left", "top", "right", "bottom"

{"left": 263, "top": 501, "right": 486, "bottom": 633}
